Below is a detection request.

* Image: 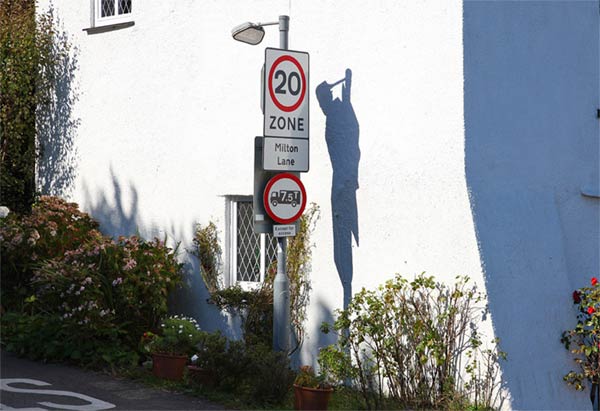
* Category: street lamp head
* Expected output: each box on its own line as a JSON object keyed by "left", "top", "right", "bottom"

{"left": 232, "top": 22, "right": 265, "bottom": 45}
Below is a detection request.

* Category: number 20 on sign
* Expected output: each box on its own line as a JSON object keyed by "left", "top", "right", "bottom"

{"left": 264, "top": 48, "right": 309, "bottom": 139}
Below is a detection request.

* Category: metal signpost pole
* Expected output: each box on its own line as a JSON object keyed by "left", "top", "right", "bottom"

{"left": 273, "top": 15, "right": 291, "bottom": 353}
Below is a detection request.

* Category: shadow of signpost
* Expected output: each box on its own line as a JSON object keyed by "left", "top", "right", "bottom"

{"left": 316, "top": 69, "right": 360, "bottom": 310}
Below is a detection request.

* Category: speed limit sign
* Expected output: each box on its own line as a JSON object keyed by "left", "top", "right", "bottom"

{"left": 264, "top": 48, "right": 309, "bottom": 139}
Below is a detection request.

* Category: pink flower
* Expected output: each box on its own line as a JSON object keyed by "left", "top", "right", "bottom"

{"left": 11, "top": 233, "right": 23, "bottom": 246}
{"left": 123, "top": 259, "right": 137, "bottom": 271}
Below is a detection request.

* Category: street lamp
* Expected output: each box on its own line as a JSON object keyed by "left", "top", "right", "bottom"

{"left": 231, "top": 22, "right": 267, "bottom": 45}
{"left": 231, "top": 15, "right": 292, "bottom": 353}
{"left": 231, "top": 16, "right": 289, "bottom": 50}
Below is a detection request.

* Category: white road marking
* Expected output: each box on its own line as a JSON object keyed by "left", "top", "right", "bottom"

{"left": 0, "top": 379, "right": 116, "bottom": 411}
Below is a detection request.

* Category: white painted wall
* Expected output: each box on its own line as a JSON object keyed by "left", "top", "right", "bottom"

{"left": 37, "top": 1, "right": 599, "bottom": 409}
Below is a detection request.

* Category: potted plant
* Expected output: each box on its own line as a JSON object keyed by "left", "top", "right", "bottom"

{"left": 142, "top": 315, "right": 202, "bottom": 381}
{"left": 293, "top": 365, "right": 334, "bottom": 410}
{"left": 562, "top": 276, "right": 600, "bottom": 405}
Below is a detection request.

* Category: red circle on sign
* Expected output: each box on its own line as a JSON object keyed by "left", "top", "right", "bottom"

{"left": 268, "top": 55, "right": 307, "bottom": 113}
{"left": 263, "top": 173, "right": 307, "bottom": 224}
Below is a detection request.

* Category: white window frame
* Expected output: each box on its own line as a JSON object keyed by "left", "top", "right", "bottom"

{"left": 91, "top": 0, "right": 133, "bottom": 28}
{"left": 225, "top": 196, "right": 276, "bottom": 291}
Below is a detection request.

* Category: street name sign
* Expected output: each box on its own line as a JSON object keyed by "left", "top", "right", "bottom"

{"left": 263, "top": 173, "right": 307, "bottom": 224}
{"left": 263, "top": 137, "right": 309, "bottom": 172}
{"left": 264, "top": 48, "right": 309, "bottom": 139}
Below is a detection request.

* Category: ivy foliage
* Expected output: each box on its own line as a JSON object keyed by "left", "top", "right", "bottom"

{"left": 1, "top": 2, "right": 69, "bottom": 212}
{"left": 1, "top": 0, "right": 38, "bottom": 212}
{"left": 191, "top": 221, "right": 222, "bottom": 294}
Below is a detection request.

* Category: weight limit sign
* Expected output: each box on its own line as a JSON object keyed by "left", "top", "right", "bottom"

{"left": 263, "top": 173, "right": 307, "bottom": 224}
{"left": 264, "top": 48, "right": 309, "bottom": 139}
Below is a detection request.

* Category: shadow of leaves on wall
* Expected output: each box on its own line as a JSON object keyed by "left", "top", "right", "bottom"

{"left": 82, "top": 167, "right": 139, "bottom": 237}
{"left": 37, "top": 8, "right": 79, "bottom": 198}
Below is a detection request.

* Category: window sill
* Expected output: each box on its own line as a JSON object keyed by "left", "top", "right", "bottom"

{"left": 83, "top": 21, "right": 134, "bottom": 34}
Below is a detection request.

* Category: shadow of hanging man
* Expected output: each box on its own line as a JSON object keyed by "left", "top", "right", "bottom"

{"left": 316, "top": 69, "right": 360, "bottom": 310}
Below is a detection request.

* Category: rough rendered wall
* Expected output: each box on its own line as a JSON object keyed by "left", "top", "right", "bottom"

{"left": 464, "top": 1, "right": 599, "bottom": 409}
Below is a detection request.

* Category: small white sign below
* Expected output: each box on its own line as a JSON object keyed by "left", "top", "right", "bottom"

{"left": 263, "top": 137, "right": 309, "bottom": 172}
{"left": 273, "top": 225, "right": 296, "bottom": 237}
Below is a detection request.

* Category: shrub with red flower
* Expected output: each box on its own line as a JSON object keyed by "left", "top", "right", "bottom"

{"left": 562, "top": 277, "right": 600, "bottom": 391}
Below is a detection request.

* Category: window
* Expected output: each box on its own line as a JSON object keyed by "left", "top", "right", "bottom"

{"left": 226, "top": 196, "right": 278, "bottom": 289}
{"left": 92, "top": 0, "right": 133, "bottom": 27}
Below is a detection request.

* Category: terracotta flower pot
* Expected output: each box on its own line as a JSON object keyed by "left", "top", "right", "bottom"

{"left": 152, "top": 353, "right": 188, "bottom": 381}
{"left": 293, "top": 384, "right": 333, "bottom": 410}
{"left": 187, "top": 365, "right": 217, "bottom": 387}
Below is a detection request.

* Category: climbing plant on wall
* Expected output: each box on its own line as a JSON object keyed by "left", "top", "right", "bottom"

{"left": 192, "top": 203, "right": 320, "bottom": 351}
{"left": 0, "top": 2, "right": 74, "bottom": 212}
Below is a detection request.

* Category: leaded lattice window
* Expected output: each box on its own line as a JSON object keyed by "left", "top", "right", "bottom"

{"left": 94, "top": 0, "right": 133, "bottom": 27}
{"left": 227, "top": 197, "right": 277, "bottom": 286}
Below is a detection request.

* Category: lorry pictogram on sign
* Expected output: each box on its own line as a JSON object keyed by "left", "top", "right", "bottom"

{"left": 270, "top": 190, "right": 300, "bottom": 207}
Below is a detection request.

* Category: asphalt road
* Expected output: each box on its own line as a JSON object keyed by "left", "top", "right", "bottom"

{"left": 0, "top": 350, "right": 227, "bottom": 410}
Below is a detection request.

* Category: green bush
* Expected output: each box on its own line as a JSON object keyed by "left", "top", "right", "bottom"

{"left": 0, "top": 196, "right": 99, "bottom": 309}
{"left": 321, "top": 273, "right": 505, "bottom": 410}
{"left": 31, "top": 233, "right": 182, "bottom": 347}
{"left": 190, "top": 330, "right": 228, "bottom": 372}
{"left": 224, "top": 342, "right": 294, "bottom": 407}
{"left": 0, "top": 196, "right": 184, "bottom": 368}
{"left": 210, "top": 285, "right": 273, "bottom": 347}
{"left": 0, "top": 312, "right": 138, "bottom": 369}
{"left": 243, "top": 343, "right": 294, "bottom": 405}
{"left": 190, "top": 337, "right": 293, "bottom": 407}
{"left": 1, "top": 1, "right": 38, "bottom": 213}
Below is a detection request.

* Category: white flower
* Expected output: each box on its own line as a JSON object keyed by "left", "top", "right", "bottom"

{"left": 178, "top": 330, "right": 182, "bottom": 334}
{"left": 191, "top": 354, "right": 199, "bottom": 363}
{"left": 0, "top": 206, "right": 9, "bottom": 218}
